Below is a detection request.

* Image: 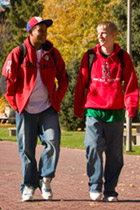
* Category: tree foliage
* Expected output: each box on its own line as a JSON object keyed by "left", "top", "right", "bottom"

{"left": 0, "top": 5, "right": 11, "bottom": 71}
{"left": 43, "top": 0, "right": 140, "bottom": 130}
{"left": 43, "top": 0, "right": 118, "bottom": 130}
{"left": 59, "top": 56, "right": 85, "bottom": 131}
{"left": 43, "top": 0, "right": 114, "bottom": 64}
{"left": 1, "top": 0, "right": 139, "bottom": 128}
{"left": 0, "top": 0, "right": 44, "bottom": 69}
{"left": 0, "top": 0, "right": 44, "bottom": 112}
{"left": 110, "top": 0, "right": 140, "bottom": 81}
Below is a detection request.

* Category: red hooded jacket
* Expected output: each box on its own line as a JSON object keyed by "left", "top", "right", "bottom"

{"left": 74, "top": 43, "right": 139, "bottom": 118}
{"left": 1, "top": 37, "right": 68, "bottom": 115}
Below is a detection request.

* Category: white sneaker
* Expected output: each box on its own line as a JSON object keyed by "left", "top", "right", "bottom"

{"left": 40, "top": 177, "right": 53, "bottom": 200}
{"left": 103, "top": 196, "right": 118, "bottom": 202}
{"left": 90, "top": 192, "right": 102, "bottom": 201}
{"left": 22, "top": 185, "right": 34, "bottom": 202}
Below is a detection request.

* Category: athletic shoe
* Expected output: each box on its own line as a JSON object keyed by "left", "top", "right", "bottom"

{"left": 22, "top": 185, "right": 34, "bottom": 202}
{"left": 90, "top": 192, "right": 102, "bottom": 201}
{"left": 103, "top": 196, "right": 118, "bottom": 202}
{"left": 40, "top": 177, "right": 53, "bottom": 200}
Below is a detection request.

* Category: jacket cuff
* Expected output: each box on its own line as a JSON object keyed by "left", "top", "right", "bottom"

{"left": 127, "top": 107, "right": 137, "bottom": 117}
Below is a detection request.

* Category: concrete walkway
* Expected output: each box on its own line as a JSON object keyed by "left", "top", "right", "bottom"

{"left": 0, "top": 141, "right": 140, "bottom": 210}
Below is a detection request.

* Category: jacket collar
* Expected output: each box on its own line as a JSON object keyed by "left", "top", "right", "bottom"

{"left": 24, "top": 37, "right": 54, "bottom": 52}
{"left": 94, "top": 43, "right": 121, "bottom": 56}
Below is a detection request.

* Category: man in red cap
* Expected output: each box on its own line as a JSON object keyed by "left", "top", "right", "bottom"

{"left": 1, "top": 16, "right": 68, "bottom": 202}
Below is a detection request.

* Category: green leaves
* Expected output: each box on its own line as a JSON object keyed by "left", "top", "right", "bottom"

{"left": 0, "top": 0, "right": 44, "bottom": 68}
{"left": 43, "top": 0, "right": 113, "bottom": 64}
{"left": 110, "top": 0, "right": 140, "bottom": 84}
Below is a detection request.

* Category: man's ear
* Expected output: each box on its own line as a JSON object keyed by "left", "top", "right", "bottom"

{"left": 28, "top": 29, "right": 32, "bottom": 35}
{"left": 112, "top": 32, "right": 117, "bottom": 39}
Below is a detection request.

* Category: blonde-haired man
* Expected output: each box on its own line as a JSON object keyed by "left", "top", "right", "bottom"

{"left": 74, "top": 21, "right": 139, "bottom": 202}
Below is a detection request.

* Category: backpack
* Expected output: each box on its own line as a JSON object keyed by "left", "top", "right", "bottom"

{"left": 18, "top": 43, "right": 56, "bottom": 66}
{"left": 87, "top": 49, "right": 124, "bottom": 86}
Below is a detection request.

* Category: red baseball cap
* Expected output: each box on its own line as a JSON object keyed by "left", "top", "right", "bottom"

{"left": 26, "top": 16, "right": 53, "bottom": 33}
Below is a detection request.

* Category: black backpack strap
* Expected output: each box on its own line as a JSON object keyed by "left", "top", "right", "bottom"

{"left": 19, "top": 43, "right": 27, "bottom": 66}
{"left": 87, "top": 49, "right": 95, "bottom": 87}
{"left": 50, "top": 49, "right": 55, "bottom": 63}
{"left": 117, "top": 49, "right": 124, "bottom": 81}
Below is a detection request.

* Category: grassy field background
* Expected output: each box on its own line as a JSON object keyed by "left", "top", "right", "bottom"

{"left": 0, "top": 124, "right": 140, "bottom": 155}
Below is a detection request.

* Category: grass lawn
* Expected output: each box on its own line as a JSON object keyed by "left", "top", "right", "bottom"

{"left": 0, "top": 124, "right": 140, "bottom": 155}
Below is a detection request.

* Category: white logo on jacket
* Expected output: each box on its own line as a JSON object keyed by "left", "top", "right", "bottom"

{"left": 6, "top": 60, "right": 12, "bottom": 74}
{"left": 44, "top": 55, "right": 49, "bottom": 61}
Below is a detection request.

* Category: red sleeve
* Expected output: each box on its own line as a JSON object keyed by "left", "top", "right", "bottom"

{"left": 1, "top": 47, "right": 20, "bottom": 110}
{"left": 74, "top": 52, "right": 89, "bottom": 118}
{"left": 53, "top": 47, "right": 68, "bottom": 102}
{"left": 123, "top": 51, "right": 139, "bottom": 117}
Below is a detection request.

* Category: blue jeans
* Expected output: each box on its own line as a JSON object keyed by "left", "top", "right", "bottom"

{"left": 16, "top": 107, "right": 60, "bottom": 192}
{"left": 84, "top": 117, "right": 124, "bottom": 197}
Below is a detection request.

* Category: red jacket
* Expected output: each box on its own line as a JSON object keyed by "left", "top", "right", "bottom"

{"left": 74, "top": 43, "right": 139, "bottom": 118}
{"left": 1, "top": 37, "right": 68, "bottom": 114}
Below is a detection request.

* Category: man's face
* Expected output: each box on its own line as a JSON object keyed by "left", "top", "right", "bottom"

{"left": 30, "top": 23, "right": 47, "bottom": 45}
{"left": 97, "top": 25, "right": 116, "bottom": 48}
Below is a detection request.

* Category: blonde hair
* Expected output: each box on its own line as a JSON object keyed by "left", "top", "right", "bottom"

{"left": 97, "top": 21, "right": 118, "bottom": 34}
